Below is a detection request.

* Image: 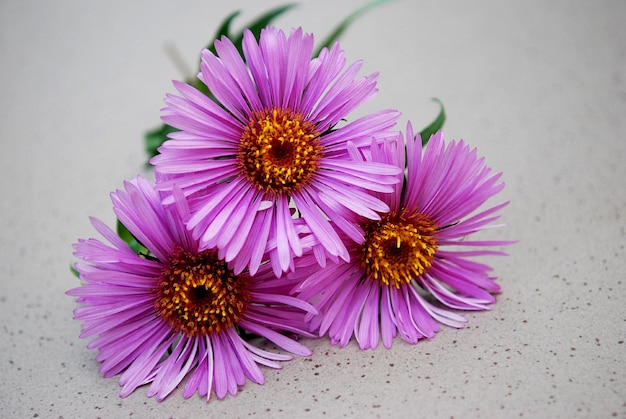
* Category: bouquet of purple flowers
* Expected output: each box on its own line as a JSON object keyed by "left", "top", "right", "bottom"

{"left": 67, "top": 2, "right": 512, "bottom": 402}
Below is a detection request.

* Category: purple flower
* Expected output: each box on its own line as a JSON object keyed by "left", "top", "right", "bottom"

{"left": 67, "top": 176, "right": 315, "bottom": 401}
{"left": 293, "top": 125, "right": 512, "bottom": 349}
{"left": 151, "top": 26, "right": 401, "bottom": 277}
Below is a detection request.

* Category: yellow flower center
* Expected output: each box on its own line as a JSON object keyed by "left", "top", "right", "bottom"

{"left": 156, "top": 248, "right": 249, "bottom": 337}
{"left": 360, "top": 211, "right": 438, "bottom": 288}
{"left": 238, "top": 108, "right": 323, "bottom": 194}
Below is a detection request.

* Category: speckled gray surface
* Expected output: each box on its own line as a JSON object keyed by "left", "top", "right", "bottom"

{"left": 1, "top": 0, "right": 624, "bottom": 418}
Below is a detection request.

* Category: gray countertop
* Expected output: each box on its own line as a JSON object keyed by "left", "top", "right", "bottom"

{"left": 1, "top": 0, "right": 624, "bottom": 417}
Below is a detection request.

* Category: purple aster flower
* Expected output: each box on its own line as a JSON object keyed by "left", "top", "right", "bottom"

{"left": 151, "top": 26, "right": 401, "bottom": 277}
{"left": 67, "top": 176, "right": 315, "bottom": 401}
{"left": 293, "top": 124, "right": 512, "bottom": 350}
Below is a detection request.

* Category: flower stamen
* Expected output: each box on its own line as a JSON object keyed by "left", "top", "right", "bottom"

{"left": 238, "top": 108, "right": 323, "bottom": 194}
{"left": 156, "top": 248, "right": 249, "bottom": 337}
{"left": 360, "top": 210, "right": 438, "bottom": 288}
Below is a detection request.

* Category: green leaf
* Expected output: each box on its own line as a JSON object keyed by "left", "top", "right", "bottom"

{"left": 70, "top": 264, "right": 80, "bottom": 279}
{"left": 206, "top": 4, "right": 297, "bottom": 58}
{"left": 144, "top": 123, "right": 179, "bottom": 160}
{"left": 314, "top": 0, "right": 395, "bottom": 57}
{"left": 117, "top": 219, "right": 141, "bottom": 254}
{"left": 206, "top": 10, "right": 242, "bottom": 56}
{"left": 117, "top": 220, "right": 151, "bottom": 256}
{"left": 192, "top": 10, "right": 245, "bottom": 97}
{"left": 418, "top": 98, "right": 446, "bottom": 147}
{"left": 235, "top": 4, "right": 297, "bottom": 53}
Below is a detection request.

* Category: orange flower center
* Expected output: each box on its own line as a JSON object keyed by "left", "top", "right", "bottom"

{"left": 156, "top": 248, "right": 249, "bottom": 337}
{"left": 360, "top": 211, "right": 438, "bottom": 288}
{"left": 238, "top": 108, "right": 323, "bottom": 194}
